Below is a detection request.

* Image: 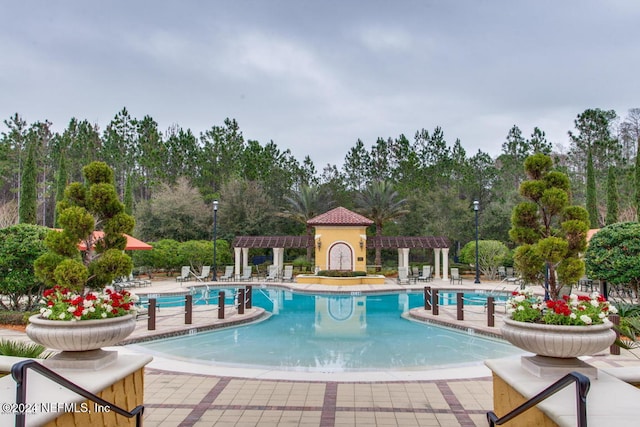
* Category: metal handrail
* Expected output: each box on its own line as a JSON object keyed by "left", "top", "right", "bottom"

{"left": 11, "top": 359, "right": 144, "bottom": 427}
{"left": 486, "top": 371, "right": 590, "bottom": 426}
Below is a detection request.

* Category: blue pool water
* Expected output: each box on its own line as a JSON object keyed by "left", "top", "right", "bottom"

{"left": 132, "top": 289, "right": 523, "bottom": 371}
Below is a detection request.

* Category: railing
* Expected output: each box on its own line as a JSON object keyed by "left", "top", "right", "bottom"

{"left": 11, "top": 359, "right": 144, "bottom": 427}
{"left": 486, "top": 371, "right": 590, "bottom": 426}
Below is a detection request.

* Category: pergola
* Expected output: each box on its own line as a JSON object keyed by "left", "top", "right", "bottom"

{"left": 231, "top": 234, "right": 452, "bottom": 279}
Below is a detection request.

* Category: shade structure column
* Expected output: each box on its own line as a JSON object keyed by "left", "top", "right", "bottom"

{"left": 242, "top": 247, "right": 249, "bottom": 275}
{"left": 398, "top": 248, "right": 409, "bottom": 269}
{"left": 442, "top": 248, "right": 450, "bottom": 280}
{"left": 273, "top": 248, "right": 284, "bottom": 275}
{"left": 234, "top": 247, "right": 242, "bottom": 279}
{"left": 434, "top": 248, "right": 441, "bottom": 279}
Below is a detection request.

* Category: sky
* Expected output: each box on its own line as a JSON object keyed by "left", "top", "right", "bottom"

{"left": 1, "top": 0, "right": 639, "bottom": 168}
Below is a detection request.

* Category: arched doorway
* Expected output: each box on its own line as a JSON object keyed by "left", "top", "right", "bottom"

{"left": 328, "top": 242, "right": 353, "bottom": 271}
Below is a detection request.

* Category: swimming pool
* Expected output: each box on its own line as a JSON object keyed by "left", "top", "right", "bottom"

{"left": 131, "top": 289, "right": 523, "bottom": 372}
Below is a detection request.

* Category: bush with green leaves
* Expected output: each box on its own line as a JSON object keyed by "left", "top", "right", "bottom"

{"left": 0, "top": 224, "right": 49, "bottom": 310}
{"left": 585, "top": 222, "right": 640, "bottom": 302}
{"left": 35, "top": 162, "right": 134, "bottom": 292}
{"left": 509, "top": 154, "right": 590, "bottom": 300}
{"left": 459, "top": 240, "right": 509, "bottom": 280}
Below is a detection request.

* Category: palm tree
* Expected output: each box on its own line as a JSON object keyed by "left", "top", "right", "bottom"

{"left": 279, "top": 185, "right": 334, "bottom": 261}
{"left": 356, "top": 181, "right": 409, "bottom": 267}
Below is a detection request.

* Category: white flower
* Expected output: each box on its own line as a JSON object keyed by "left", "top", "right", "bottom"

{"left": 83, "top": 299, "right": 94, "bottom": 308}
{"left": 58, "top": 313, "right": 66, "bottom": 320}
{"left": 41, "top": 309, "right": 52, "bottom": 318}
{"left": 101, "top": 312, "right": 108, "bottom": 318}
{"left": 590, "top": 300, "right": 600, "bottom": 308}
{"left": 532, "top": 303, "right": 540, "bottom": 309}
{"left": 580, "top": 315, "right": 593, "bottom": 325}
{"left": 514, "top": 295, "right": 526, "bottom": 303}
{"left": 517, "top": 305, "right": 525, "bottom": 311}
{"left": 82, "top": 309, "right": 89, "bottom": 316}
{"left": 599, "top": 312, "right": 606, "bottom": 319}
{"left": 570, "top": 313, "right": 577, "bottom": 319}
{"left": 610, "top": 306, "right": 618, "bottom": 314}
{"left": 67, "top": 306, "right": 76, "bottom": 313}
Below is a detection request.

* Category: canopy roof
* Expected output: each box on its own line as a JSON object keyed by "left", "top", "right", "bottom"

{"left": 71, "top": 230, "right": 153, "bottom": 251}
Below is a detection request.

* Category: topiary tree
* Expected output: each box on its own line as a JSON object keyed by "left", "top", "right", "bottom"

{"left": 0, "top": 224, "right": 49, "bottom": 310}
{"left": 509, "top": 154, "right": 590, "bottom": 300}
{"left": 585, "top": 222, "right": 640, "bottom": 301}
{"left": 459, "top": 240, "right": 509, "bottom": 280}
{"left": 34, "top": 162, "right": 134, "bottom": 292}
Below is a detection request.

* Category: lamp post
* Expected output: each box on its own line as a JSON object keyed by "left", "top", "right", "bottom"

{"left": 473, "top": 200, "right": 480, "bottom": 284}
{"left": 213, "top": 200, "right": 218, "bottom": 281}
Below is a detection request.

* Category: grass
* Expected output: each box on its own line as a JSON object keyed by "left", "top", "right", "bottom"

{"left": 0, "top": 339, "right": 51, "bottom": 359}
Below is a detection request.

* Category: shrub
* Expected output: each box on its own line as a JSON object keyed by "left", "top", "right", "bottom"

{"left": 316, "top": 270, "right": 367, "bottom": 277}
{"left": 0, "top": 339, "right": 51, "bottom": 358}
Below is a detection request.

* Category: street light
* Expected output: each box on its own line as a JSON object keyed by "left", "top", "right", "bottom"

{"left": 213, "top": 200, "right": 218, "bottom": 281}
{"left": 473, "top": 200, "right": 480, "bottom": 284}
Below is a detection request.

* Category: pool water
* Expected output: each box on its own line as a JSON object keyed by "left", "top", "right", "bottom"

{"left": 132, "top": 289, "right": 523, "bottom": 372}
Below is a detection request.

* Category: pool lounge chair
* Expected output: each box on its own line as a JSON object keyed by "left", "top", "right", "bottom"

{"left": 397, "top": 266, "right": 410, "bottom": 285}
{"left": 194, "top": 266, "right": 211, "bottom": 282}
{"left": 417, "top": 265, "right": 432, "bottom": 283}
{"left": 450, "top": 268, "right": 462, "bottom": 285}
{"left": 265, "top": 265, "right": 279, "bottom": 281}
{"left": 176, "top": 266, "right": 192, "bottom": 283}
{"left": 239, "top": 266, "right": 253, "bottom": 281}
{"left": 220, "top": 266, "right": 234, "bottom": 281}
{"left": 282, "top": 265, "right": 294, "bottom": 282}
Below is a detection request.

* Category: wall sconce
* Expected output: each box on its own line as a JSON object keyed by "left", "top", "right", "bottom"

{"left": 317, "top": 239, "right": 321, "bottom": 250}
{"left": 359, "top": 238, "right": 364, "bottom": 249}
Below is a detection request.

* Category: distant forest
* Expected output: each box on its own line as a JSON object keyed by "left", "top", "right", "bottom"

{"left": 2, "top": 107, "right": 639, "bottom": 259}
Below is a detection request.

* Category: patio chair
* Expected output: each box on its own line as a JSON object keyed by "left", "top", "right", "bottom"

{"left": 194, "top": 266, "right": 211, "bottom": 282}
{"left": 265, "top": 265, "right": 279, "bottom": 281}
{"left": 417, "top": 265, "right": 432, "bottom": 282}
{"left": 498, "top": 266, "right": 506, "bottom": 280}
{"left": 282, "top": 265, "right": 294, "bottom": 282}
{"left": 220, "top": 266, "right": 234, "bottom": 281}
{"left": 397, "top": 266, "right": 410, "bottom": 285}
{"left": 450, "top": 268, "right": 462, "bottom": 285}
{"left": 127, "top": 273, "right": 150, "bottom": 287}
{"left": 505, "top": 267, "right": 515, "bottom": 279}
{"left": 239, "top": 266, "right": 253, "bottom": 281}
{"left": 176, "top": 266, "right": 192, "bottom": 283}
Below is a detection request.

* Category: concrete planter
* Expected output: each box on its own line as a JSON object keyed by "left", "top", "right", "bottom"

{"left": 502, "top": 316, "right": 616, "bottom": 358}
{"left": 26, "top": 314, "right": 136, "bottom": 369}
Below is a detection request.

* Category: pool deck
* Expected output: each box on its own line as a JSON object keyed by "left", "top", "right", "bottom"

{"left": 3, "top": 276, "right": 640, "bottom": 426}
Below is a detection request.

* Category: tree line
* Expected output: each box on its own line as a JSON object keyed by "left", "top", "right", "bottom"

{"left": 2, "top": 106, "right": 639, "bottom": 262}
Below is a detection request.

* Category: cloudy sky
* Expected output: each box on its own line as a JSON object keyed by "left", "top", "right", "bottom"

{"left": 1, "top": 1, "right": 638, "bottom": 167}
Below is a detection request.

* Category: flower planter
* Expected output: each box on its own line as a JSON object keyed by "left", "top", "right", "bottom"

{"left": 26, "top": 314, "right": 136, "bottom": 369}
{"left": 501, "top": 316, "right": 616, "bottom": 358}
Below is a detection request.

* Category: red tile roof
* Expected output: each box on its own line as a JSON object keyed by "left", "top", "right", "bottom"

{"left": 307, "top": 207, "right": 374, "bottom": 226}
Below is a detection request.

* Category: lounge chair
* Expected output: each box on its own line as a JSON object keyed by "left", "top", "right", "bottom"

{"left": 194, "top": 266, "right": 211, "bottom": 282}
{"left": 265, "top": 265, "right": 279, "bottom": 281}
{"left": 239, "top": 266, "right": 253, "bottom": 281}
{"left": 127, "top": 273, "right": 150, "bottom": 287}
{"left": 450, "top": 268, "right": 462, "bottom": 285}
{"left": 282, "top": 265, "right": 294, "bottom": 282}
{"left": 176, "top": 266, "right": 192, "bottom": 283}
{"left": 220, "top": 266, "right": 234, "bottom": 281}
{"left": 417, "top": 265, "right": 432, "bottom": 283}
{"left": 397, "top": 266, "right": 410, "bottom": 285}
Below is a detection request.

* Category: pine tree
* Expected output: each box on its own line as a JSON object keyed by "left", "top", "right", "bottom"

{"left": 586, "top": 148, "right": 598, "bottom": 227}
{"left": 53, "top": 152, "right": 67, "bottom": 228}
{"left": 18, "top": 142, "right": 37, "bottom": 224}
{"left": 606, "top": 166, "right": 619, "bottom": 225}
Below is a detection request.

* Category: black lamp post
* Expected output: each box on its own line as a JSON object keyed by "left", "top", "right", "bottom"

{"left": 213, "top": 200, "right": 218, "bottom": 281}
{"left": 473, "top": 200, "right": 480, "bottom": 284}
